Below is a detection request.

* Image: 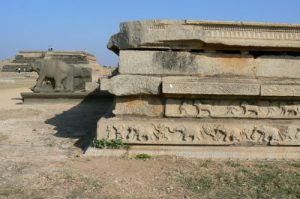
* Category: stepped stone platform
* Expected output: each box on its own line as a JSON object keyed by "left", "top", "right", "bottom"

{"left": 1, "top": 50, "right": 100, "bottom": 72}
{"left": 97, "top": 20, "right": 300, "bottom": 159}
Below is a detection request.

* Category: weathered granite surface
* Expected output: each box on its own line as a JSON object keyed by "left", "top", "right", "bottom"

{"left": 97, "top": 117, "right": 300, "bottom": 146}
{"left": 113, "top": 96, "right": 164, "bottom": 117}
{"left": 85, "top": 81, "right": 100, "bottom": 91}
{"left": 101, "top": 75, "right": 161, "bottom": 96}
{"left": 162, "top": 77, "right": 260, "bottom": 95}
{"left": 108, "top": 20, "right": 300, "bottom": 54}
{"left": 261, "top": 85, "right": 300, "bottom": 97}
{"left": 162, "top": 76, "right": 300, "bottom": 97}
{"left": 119, "top": 50, "right": 300, "bottom": 78}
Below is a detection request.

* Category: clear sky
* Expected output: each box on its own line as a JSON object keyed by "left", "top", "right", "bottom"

{"left": 1, "top": 0, "right": 300, "bottom": 66}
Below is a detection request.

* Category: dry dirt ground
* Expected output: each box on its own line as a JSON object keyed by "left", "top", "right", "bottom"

{"left": 0, "top": 73, "right": 299, "bottom": 199}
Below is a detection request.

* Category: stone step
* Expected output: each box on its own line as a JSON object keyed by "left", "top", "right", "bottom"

{"left": 101, "top": 74, "right": 300, "bottom": 97}
{"left": 85, "top": 146, "right": 300, "bottom": 160}
{"left": 163, "top": 76, "right": 300, "bottom": 97}
{"left": 101, "top": 75, "right": 161, "bottom": 96}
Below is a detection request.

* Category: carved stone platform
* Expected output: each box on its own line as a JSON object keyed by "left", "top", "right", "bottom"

{"left": 96, "top": 20, "right": 300, "bottom": 159}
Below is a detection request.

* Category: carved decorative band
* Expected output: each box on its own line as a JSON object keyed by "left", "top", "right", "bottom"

{"left": 205, "top": 30, "right": 300, "bottom": 40}
{"left": 165, "top": 99, "right": 300, "bottom": 119}
{"left": 98, "top": 119, "right": 300, "bottom": 146}
{"left": 202, "top": 25, "right": 300, "bottom": 33}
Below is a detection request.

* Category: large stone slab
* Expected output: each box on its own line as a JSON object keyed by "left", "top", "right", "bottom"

{"left": 108, "top": 20, "right": 300, "bottom": 54}
{"left": 113, "top": 96, "right": 164, "bottom": 117}
{"left": 119, "top": 50, "right": 300, "bottom": 79}
{"left": 261, "top": 85, "right": 300, "bottom": 96}
{"left": 85, "top": 81, "right": 100, "bottom": 91}
{"left": 162, "top": 77, "right": 260, "bottom": 95}
{"left": 97, "top": 117, "right": 300, "bottom": 146}
{"left": 119, "top": 50, "right": 255, "bottom": 76}
{"left": 101, "top": 75, "right": 161, "bottom": 96}
{"left": 165, "top": 99, "right": 300, "bottom": 119}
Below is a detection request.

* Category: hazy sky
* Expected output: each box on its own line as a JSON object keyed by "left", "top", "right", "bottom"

{"left": 1, "top": 0, "right": 300, "bottom": 66}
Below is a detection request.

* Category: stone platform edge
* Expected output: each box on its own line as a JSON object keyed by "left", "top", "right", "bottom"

{"left": 84, "top": 146, "right": 300, "bottom": 160}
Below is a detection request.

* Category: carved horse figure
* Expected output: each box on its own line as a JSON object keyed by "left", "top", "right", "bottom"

{"left": 194, "top": 100, "right": 212, "bottom": 117}
{"left": 241, "top": 101, "right": 260, "bottom": 116}
{"left": 280, "top": 102, "right": 300, "bottom": 116}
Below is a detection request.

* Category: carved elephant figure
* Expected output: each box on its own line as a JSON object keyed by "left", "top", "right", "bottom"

{"left": 30, "top": 59, "right": 73, "bottom": 92}
{"left": 252, "top": 126, "right": 281, "bottom": 143}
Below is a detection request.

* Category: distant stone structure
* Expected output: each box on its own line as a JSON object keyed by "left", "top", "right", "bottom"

{"left": 98, "top": 20, "right": 300, "bottom": 159}
{"left": 1, "top": 51, "right": 98, "bottom": 72}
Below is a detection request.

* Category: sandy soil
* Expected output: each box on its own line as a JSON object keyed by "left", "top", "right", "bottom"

{"left": 0, "top": 74, "right": 190, "bottom": 198}
{"left": 0, "top": 73, "right": 299, "bottom": 199}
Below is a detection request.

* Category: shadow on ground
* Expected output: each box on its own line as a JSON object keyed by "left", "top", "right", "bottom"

{"left": 45, "top": 91, "right": 114, "bottom": 150}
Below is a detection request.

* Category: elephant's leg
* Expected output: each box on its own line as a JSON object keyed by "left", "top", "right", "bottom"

{"left": 63, "top": 73, "right": 74, "bottom": 92}
{"left": 36, "top": 75, "right": 45, "bottom": 87}
{"left": 54, "top": 76, "right": 65, "bottom": 92}
{"left": 32, "top": 75, "right": 45, "bottom": 92}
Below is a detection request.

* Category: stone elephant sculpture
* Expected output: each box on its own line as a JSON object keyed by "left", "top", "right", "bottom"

{"left": 30, "top": 59, "right": 73, "bottom": 92}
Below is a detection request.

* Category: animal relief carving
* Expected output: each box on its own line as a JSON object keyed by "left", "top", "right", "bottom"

{"left": 169, "top": 99, "right": 300, "bottom": 119}
{"left": 102, "top": 122, "right": 300, "bottom": 145}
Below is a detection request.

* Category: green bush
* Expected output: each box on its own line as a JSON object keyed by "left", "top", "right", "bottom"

{"left": 135, "top": 153, "right": 151, "bottom": 160}
{"left": 91, "top": 138, "right": 124, "bottom": 149}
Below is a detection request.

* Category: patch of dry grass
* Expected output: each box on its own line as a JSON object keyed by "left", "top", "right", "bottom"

{"left": 176, "top": 160, "right": 300, "bottom": 199}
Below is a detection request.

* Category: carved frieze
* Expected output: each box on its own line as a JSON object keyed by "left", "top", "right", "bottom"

{"left": 165, "top": 99, "right": 300, "bottom": 119}
{"left": 97, "top": 117, "right": 300, "bottom": 146}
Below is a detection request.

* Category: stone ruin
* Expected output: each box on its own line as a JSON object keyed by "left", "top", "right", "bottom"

{"left": 98, "top": 20, "right": 300, "bottom": 158}
{"left": 2, "top": 51, "right": 97, "bottom": 72}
